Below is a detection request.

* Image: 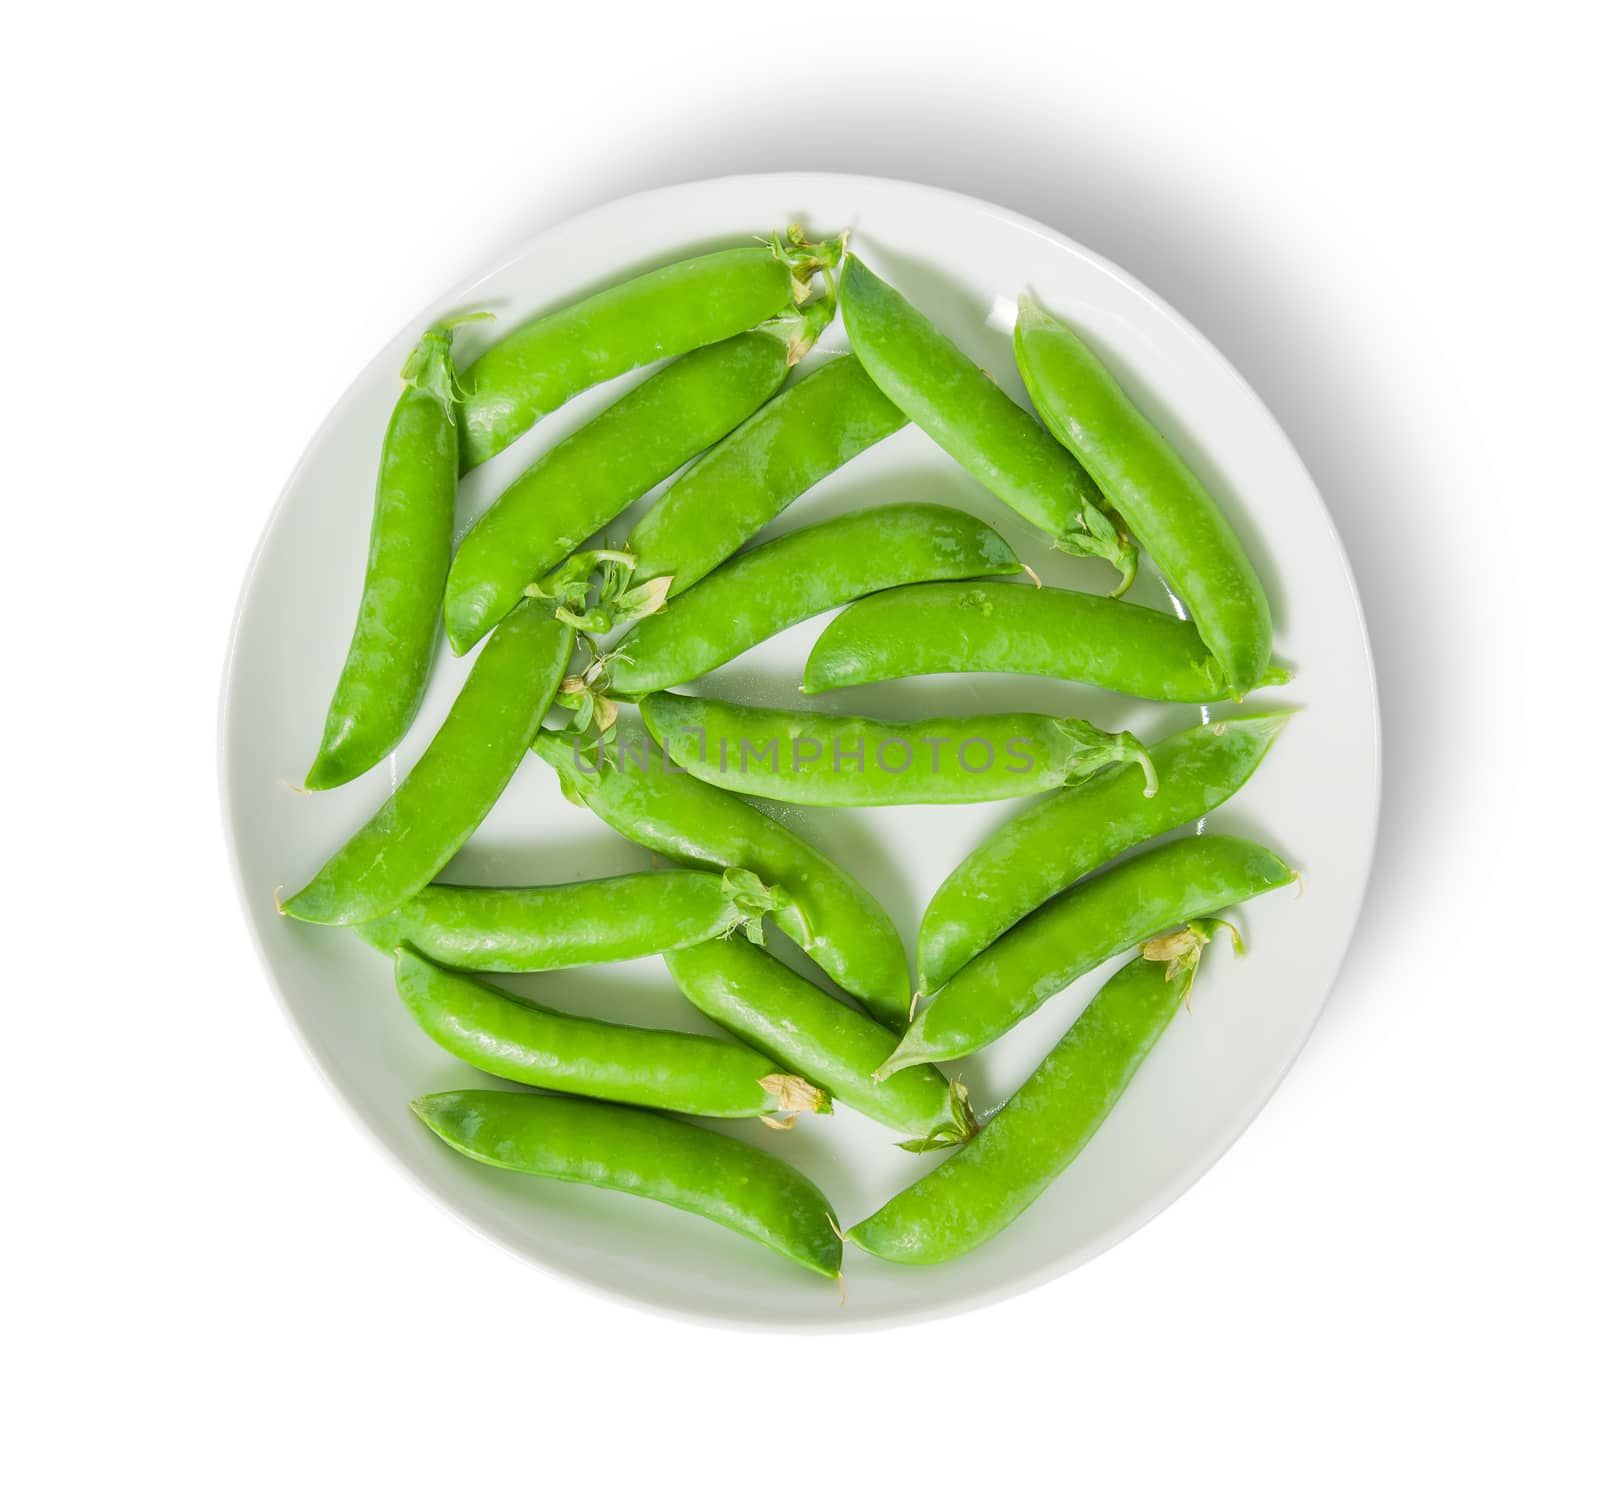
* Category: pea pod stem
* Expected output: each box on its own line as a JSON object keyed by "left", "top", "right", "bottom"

{"left": 555, "top": 664, "right": 627, "bottom": 753}
{"left": 413, "top": 1088, "right": 843, "bottom": 1278}
{"left": 639, "top": 691, "right": 1157, "bottom": 807}
{"left": 849, "top": 920, "right": 1234, "bottom": 1265}
{"left": 760, "top": 272, "right": 838, "bottom": 364}
{"left": 770, "top": 221, "right": 848, "bottom": 285}
{"left": 880, "top": 834, "right": 1294, "bottom": 1074}
{"left": 1144, "top": 916, "right": 1244, "bottom": 1006}
{"left": 527, "top": 548, "right": 670, "bottom": 635}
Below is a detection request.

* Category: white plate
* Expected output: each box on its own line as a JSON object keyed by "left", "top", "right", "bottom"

{"left": 220, "top": 173, "right": 1379, "bottom": 1330}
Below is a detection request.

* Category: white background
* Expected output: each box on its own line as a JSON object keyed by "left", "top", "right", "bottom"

{"left": 4, "top": 2, "right": 1595, "bottom": 1495}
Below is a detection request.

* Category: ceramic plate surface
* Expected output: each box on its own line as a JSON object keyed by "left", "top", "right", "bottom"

{"left": 221, "top": 173, "right": 1379, "bottom": 1330}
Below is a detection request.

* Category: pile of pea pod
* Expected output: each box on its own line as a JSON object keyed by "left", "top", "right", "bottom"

{"left": 280, "top": 225, "right": 1297, "bottom": 1284}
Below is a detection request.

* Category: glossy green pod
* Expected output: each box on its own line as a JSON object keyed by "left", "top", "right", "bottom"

{"left": 639, "top": 692, "right": 1155, "bottom": 807}
{"left": 850, "top": 921, "right": 1231, "bottom": 1264}
{"left": 530, "top": 723, "right": 910, "bottom": 1027}
{"left": 840, "top": 255, "right": 1136, "bottom": 589}
{"left": 665, "top": 938, "right": 974, "bottom": 1149}
{"left": 919, "top": 714, "right": 1291, "bottom": 992}
{"left": 458, "top": 232, "right": 840, "bottom": 469}
{"left": 306, "top": 317, "right": 481, "bottom": 789}
{"left": 358, "top": 868, "right": 786, "bottom": 971}
{"left": 804, "top": 580, "right": 1290, "bottom": 702}
{"left": 413, "top": 1089, "right": 843, "bottom": 1278}
{"left": 393, "top": 949, "right": 823, "bottom": 1119}
{"left": 1014, "top": 295, "right": 1273, "bottom": 694}
{"left": 882, "top": 834, "right": 1293, "bottom": 1073}
{"left": 444, "top": 325, "right": 804, "bottom": 654}
{"left": 608, "top": 504, "right": 1020, "bottom": 696}
{"left": 626, "top": 354, "right": 907, "bottom": 596}
{"left": 282, "top": 599, "right": 573, "bottom": 926}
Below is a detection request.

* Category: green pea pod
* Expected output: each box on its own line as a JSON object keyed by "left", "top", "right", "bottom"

{"left": 608, "top": 505, "right": 1020, "bottom": 696}
{"left": 459, "top": 229, "right": 842, "bottom": 469}
{"left": 282, "top": 598, "right": 573, "bottom": 926}
{"left": 625, "top": 354, "right": 907, "bottom": 596}
{"left": 919, "top": 714, "right": 1292, "bottom": 993}
{"left": 306, "top": 315, "right": 487, "bottom": 790}
{"left": 356, "top": 868, "right": 786, "bottom": 970}
{"left": 881, "top": 834, "right": 1293, "bottom": 1073}
{"left": 393, "top": 949, "right": 824, "bottom": 1120}
{"left": 530, "top": 720, "right": 911, "bottom": 1027}
{"left": 850, "top": 921, "right": 1234, "bottom": 1264}
{"left": 665, "top": 938, "right": 975, "bottom": 1150}
{"left": 445, "top": 307, "right": 833, "bottom": 655}
{"left": 804, "top": 580, "right": 1293, "bottom": 702}
{"left": 413, "top": 1089, "right": 842, "bottom": 1279}
{"left": 839, "top": 255, "right": 1136, "bottom": 590}
{"left": 639, "top": 691, "right": 1156, "bottom": 807}
{"left": 1014, "top": 295, "right": 1273, "bottom": 695}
